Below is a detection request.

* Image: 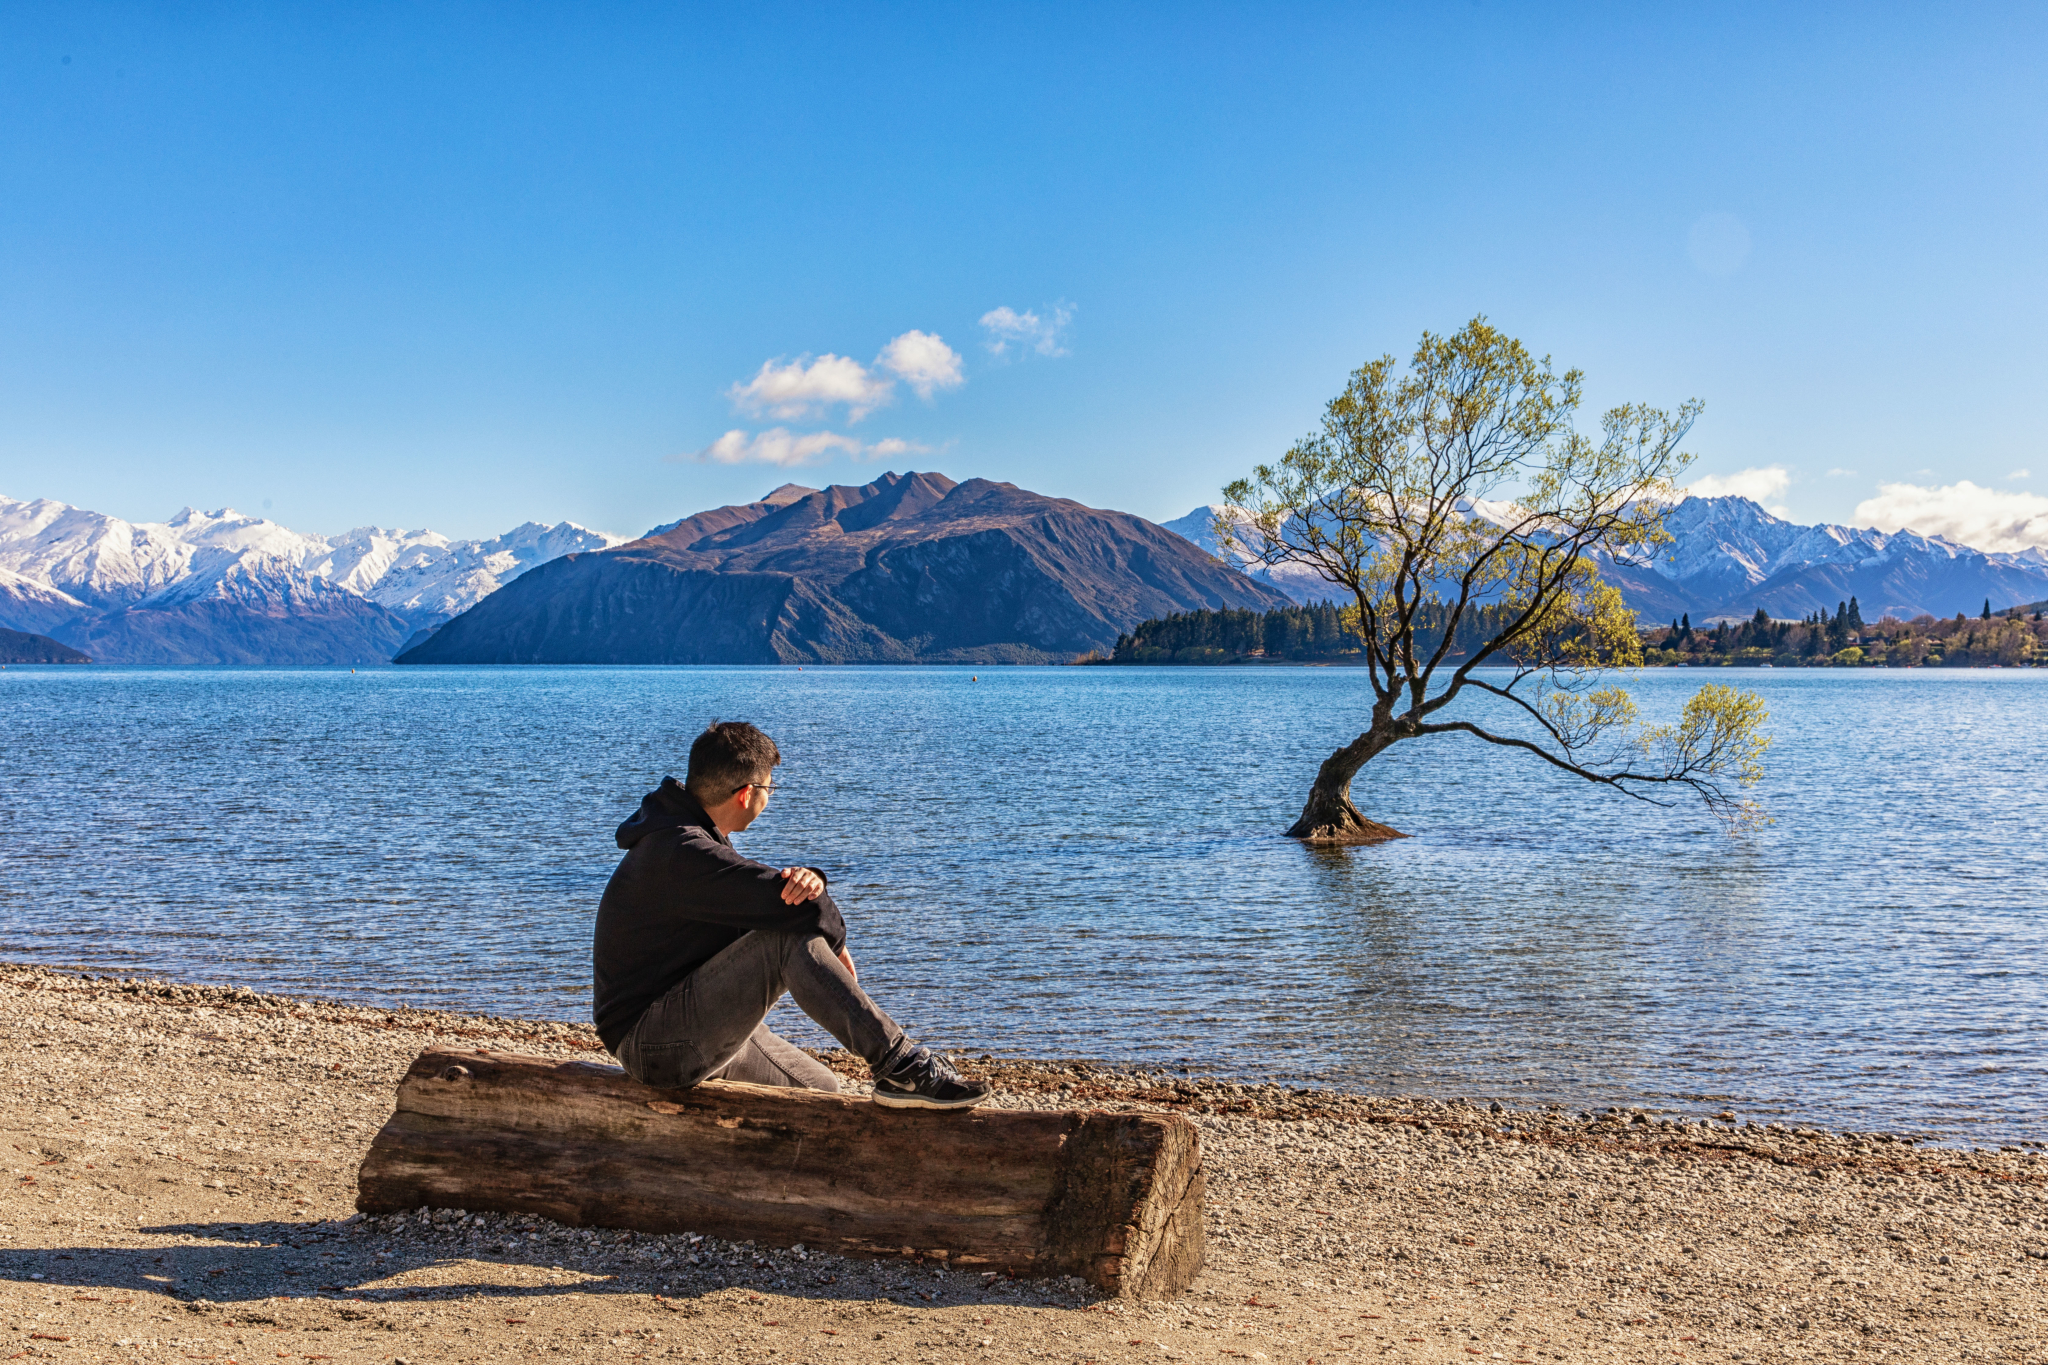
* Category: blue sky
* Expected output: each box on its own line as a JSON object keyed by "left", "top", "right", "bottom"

{"left": 3, "top": 3, "right": 2046, "bottom": 549}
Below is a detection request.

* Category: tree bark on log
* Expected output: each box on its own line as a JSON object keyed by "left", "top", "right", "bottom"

{"left": 355, "top": 1049, "right": 1205, "bottom": 1299}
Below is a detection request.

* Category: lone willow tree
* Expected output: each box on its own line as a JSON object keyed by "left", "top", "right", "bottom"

{"left": 1221, "top": 318, "right": 1770, "bottom": 842}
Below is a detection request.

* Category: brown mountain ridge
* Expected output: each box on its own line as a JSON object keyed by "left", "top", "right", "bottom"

{"left": 395, "top": 473, "right": 1292, "bottom": 664}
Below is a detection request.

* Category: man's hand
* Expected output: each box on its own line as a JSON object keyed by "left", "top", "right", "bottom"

{"left": 837, "top": 945, "right": 858, "bottom": 982}
{"left": 778, "top": 866, "right": 825, "bottom": 905}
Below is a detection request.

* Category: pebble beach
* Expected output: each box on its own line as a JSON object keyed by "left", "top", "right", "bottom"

{"left": 2, "top": 965, "right": 2043, "bottom": 1364}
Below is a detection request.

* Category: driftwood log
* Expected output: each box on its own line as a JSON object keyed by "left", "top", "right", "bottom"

{"left": 355, "top": 1049, "right": 1204, "bottom": 1298}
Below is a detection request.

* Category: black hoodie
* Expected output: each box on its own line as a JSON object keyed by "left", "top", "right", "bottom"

{"left": 591, "top": 777, "right": 846, "bottom": 1052}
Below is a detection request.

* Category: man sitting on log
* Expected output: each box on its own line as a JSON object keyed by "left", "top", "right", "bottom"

{"left": 593, "top": 720, "right": 989, "bottom": 1111}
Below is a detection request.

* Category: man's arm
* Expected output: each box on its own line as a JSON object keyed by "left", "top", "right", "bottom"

{"left": 776, "top": 867, "right": 856, "bottom": 979}
{"left": 643, "top": 829, "right": 847, "bottom": 951}
{"left": 777, "top": 867, "right": 825, "bottom": 904}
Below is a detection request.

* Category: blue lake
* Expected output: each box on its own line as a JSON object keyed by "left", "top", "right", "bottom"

{"left": 2, "top": 664, "right": 2042, "bottom": 1144}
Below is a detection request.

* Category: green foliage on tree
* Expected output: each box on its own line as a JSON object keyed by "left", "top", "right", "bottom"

{"left": 1218, "top": 317, "right": 1770, "bottom": 840}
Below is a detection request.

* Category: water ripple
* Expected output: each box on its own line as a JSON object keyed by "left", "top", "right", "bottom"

{"left": 1, "top": 664, "right": 2041, "bottom": 1141}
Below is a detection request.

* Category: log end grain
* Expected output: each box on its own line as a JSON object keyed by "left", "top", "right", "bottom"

{"left": 1044, "top": 1109, "right": 1206, "bottom": 1298}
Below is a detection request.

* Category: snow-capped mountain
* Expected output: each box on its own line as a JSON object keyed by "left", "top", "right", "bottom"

{"left": 1162, "top": 495, "right": 2048, "bottom": 621}
{"left": 0, "top": 565, "right": 89, "bottom": 636}
{"left": 365, "top": 521, "right": 634, "bottom": 626}
{"left": 1159, "top": 506, "right": 1347, "bottom": 603}
{"left": 0, "top": 495, "right": 626, "bottom": 664}
{"left": 1602, "top": 496, "right": 2048, "bottom": 621}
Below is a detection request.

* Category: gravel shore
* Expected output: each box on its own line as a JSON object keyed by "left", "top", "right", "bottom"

{"left": 2, "top": 964, "right": 2043, "bottom": 1364}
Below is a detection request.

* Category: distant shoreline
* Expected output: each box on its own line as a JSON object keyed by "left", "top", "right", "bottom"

{"left": 1109, "top": 601, "right": 2048, "bottom": 668}
{"left": 6, "top": 656, "right": 2046, "bottom": 670}
{"left": 1090, "top": 655, "right": 2045, "bottom": 669}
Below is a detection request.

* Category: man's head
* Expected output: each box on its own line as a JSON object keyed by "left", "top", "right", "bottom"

{"left": 684, "top": 720, "right": 781, "bottom": 835}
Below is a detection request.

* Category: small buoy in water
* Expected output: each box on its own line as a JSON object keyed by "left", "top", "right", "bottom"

{"left": 972, "top": 675, "right": 978, "bottom": 681}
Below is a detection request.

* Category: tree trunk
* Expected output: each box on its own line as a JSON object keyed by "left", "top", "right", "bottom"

{"left": 1283, "top": 729, "right": 1407, "bottom": 843}
{"left": 356, "top": 1048, "right": 1206, "bottom": 1299}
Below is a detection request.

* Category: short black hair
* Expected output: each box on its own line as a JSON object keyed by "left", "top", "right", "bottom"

{"left": 685, "top": 720, "right": 781, "bottom": 801}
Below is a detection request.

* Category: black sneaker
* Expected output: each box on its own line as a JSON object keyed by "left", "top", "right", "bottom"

{"left": 871, "top": 1045, "right": 990, "bottom": 1111}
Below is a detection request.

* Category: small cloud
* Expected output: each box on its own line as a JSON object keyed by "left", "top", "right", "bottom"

{"left": 1826, "top": 467, "right": 1857, "bottom": 478}
{"left": 1685, "top": 465, "right": 1792, "bottom": 516}
{"left": 727, "top": 354, "right": 892, "bottom": 422}
{"left": 674, "top": 428, "right": 864, "bottom": 468}
{"left": 875, "top": 330, "right": 964, "bottom": 400}
{"left": 980, "top": 302, "right": 1075, "bottom": 357}
{"left": 861, "top": 437, "right": 934, "bottom": 461}
{"left": 671, "top": 430, "right": 937, "bottom": 468}
{"left": 1853, "top": 480, "right": 2048, "bottom": 554}
{"left": 2008, "top": 468, "right": 2032, "bottom": 481}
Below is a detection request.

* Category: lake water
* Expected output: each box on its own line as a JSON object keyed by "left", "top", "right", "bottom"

{"left": 2, "top": 664, "right": 2043, "bottom": 1144}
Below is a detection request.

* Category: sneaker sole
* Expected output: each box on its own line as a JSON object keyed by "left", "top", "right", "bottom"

{"left": 870, "top": 1090, "right": 988, "bottom": 1111}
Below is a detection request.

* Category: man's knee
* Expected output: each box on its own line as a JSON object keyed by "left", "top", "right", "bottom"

{"left": 720, "top": 1033, "right": 841, "bottom": 1093}
{"left": 744, "top": 928, "right": 826, "bottom": 952}
{"left": 747, "top": 929, "right": 837, "bottom": 968}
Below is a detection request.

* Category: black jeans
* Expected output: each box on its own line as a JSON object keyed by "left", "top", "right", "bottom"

{"left": 613, "top": 930, "right": 904, "bottom": 1093}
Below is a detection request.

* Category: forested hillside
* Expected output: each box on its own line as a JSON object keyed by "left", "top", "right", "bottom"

{"left": 1109, "top": 602, "right": 1528, "bottom": 664}
{"left": 1109, "top": 597, "right": 2048, "bottom": 667}
{"left": 1650, "top": 599, "right": 2046, "bottom": 667}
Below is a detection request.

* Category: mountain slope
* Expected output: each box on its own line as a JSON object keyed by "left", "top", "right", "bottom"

{"left": 0, "top": 627, "right": 89, "bottom": 664}
{"left": 399, "top": 473, "right": 1294, "bottom": 664}
{"left": 64, "top": 558, "right": 416, "bottom": 665}
{"left": 0, "top": 566, "right": 90, "bottom": 636}
{"left": 1161, "top": 495, "right": 2048, "bottom": 621}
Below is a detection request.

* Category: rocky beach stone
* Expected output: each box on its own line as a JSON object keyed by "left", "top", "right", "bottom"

{"left": 1, "top": 964, "right": 2042, "bottom": 1363}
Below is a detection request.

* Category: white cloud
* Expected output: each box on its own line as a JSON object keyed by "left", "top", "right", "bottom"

{"left": 861, "top": 437, "right": 934, "bottom": 461}
{"left": 2008, "top": 468, "right": 2032, "bottom": 481}
{"left": 875, "top": 330, "right": 964, "bottom": 400}
{"left": 1826, "top": 467, "right": 1857, "bottom": 477}
{"left": 725, "top": 329, "right": 968, "bottom": 421}
{"left": 1685, "top": 465, "right": 1792, "bottom": 516}
{"left": 1853, "top": 480, "right": 2048, "bottom": 554}
{"left": 980, "top": 302, "right": 1075, "bottom": 357}
{"left": 726, "top": 354, "right": 893, "bottom": 422}
{"left": 673, "top": 430, "right": 937, "bottom": 468}
{"left": 677, "top": 428, "right": 864, "bottom": 468}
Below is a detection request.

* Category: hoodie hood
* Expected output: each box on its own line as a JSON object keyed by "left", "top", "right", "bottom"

{"left": 615, "top": 776, "right": 722, "bottom": 849}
